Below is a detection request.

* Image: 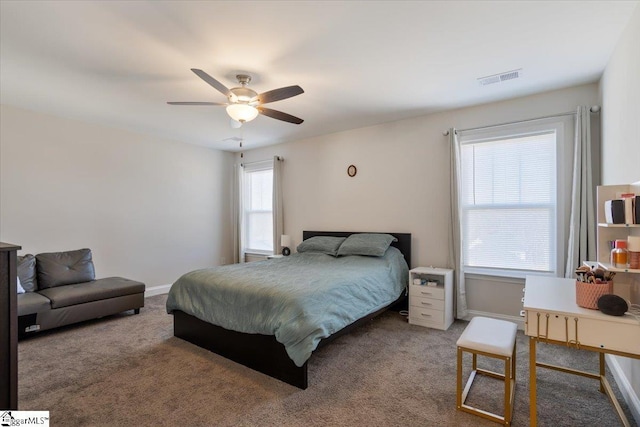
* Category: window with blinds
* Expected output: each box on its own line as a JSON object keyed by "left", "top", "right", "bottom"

{"left": 243, "top": 162, "right": 273, "bottom": 254}
{"left": 459, "top": 127, "right": 559, "bottom": 276}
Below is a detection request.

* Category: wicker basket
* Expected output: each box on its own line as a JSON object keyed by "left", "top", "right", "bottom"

{"left": 575, "top": 280, "right": 613, "bottom": 309}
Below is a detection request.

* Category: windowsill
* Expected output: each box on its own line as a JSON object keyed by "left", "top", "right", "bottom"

{"left": 464, "top": 267, "right": 556, "bottom": 281}
{"left": 244, "top": 251, "right": 274, "bottom": 256}
{"left": 465, "top": 273, "right": 526, "bottom": 284}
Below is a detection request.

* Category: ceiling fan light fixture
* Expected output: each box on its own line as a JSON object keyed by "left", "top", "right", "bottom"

{"left": 226, "top": 104, "right": 259, "bottom": 123}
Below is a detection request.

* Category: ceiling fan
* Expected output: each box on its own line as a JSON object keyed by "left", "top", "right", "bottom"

{"left": 168, "top": 69, "right": 304, "bottom": 126}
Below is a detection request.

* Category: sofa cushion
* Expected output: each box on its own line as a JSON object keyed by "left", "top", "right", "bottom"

{"left": 36, "top": 248, "right": 95, "bottom": 289}
{"left": 17, "top": 292, "right": 52, "bottom": 316}
{"left": 37, "top": 277, "right": 145, "bottom": 309}
{"left": 17, "top": 254, "right": 38, "bottom": 292}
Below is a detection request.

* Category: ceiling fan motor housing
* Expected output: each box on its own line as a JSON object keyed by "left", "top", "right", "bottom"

{"left": 229, "top": 86, "right": 258, "bottom": 105}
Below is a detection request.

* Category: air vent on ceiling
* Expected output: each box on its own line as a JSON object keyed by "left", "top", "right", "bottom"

{"left": 478, "top": 68, "right": 523, "bottom": 86}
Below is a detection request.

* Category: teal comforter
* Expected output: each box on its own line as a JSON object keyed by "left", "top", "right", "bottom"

{"left": 166, "top": 247, "right": 408, "bottom": 367}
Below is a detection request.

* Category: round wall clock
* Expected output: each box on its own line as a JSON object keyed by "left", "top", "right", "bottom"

{"left": 347, "top": 165, "right": 357, "bottom": 177}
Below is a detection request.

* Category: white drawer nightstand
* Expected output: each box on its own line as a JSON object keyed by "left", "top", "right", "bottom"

{"left": 408, "top": 267, "right": 454, "bottom": 330}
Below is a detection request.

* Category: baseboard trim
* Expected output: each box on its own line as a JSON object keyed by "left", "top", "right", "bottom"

{"left": 145, "top": 284, "right": 172, "bottom": 298}
{"left": 463, "top": 310, "right": 525, "bottom": 330}
{"left": 606, "top": 354, "right": 640, "bottom": 425}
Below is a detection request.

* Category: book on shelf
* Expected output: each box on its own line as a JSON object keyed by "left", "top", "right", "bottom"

{"left": 604, "top": 199, "right": 625, "bottom": 224}
{"left": 621, "top": 193, "right": 635, "bottom": 224}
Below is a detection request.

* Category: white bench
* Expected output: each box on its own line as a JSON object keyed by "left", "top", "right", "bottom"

{"left": 456, "top": 316, "right": 518, "bottom": 425}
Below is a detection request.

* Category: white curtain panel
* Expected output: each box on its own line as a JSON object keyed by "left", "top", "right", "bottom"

{"left": 565, "top": 106, "right": 596, "bottom": 277}
{"left": 448, "top": 128, "right": 468, "bottom": 319}
{"left": 233, "top": 163, "right": 245, "bottom": 264}
{"left": 272, "top": 156, "right": 284, "bottom": 256}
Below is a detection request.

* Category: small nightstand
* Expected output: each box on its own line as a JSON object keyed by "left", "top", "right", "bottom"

{"left": 408, "top": 267, "right": 454, "bottom": 330}
{"left": 267, "top": 254, "right": 284, "bottom": 259}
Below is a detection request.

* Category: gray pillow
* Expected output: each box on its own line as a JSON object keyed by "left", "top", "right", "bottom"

{"left": 337, "top": 233, "right": 397, "bottom": 257}
{"left": 297, "top": 236, "right": 346, "bottom": 257}
{"left": 36, "top": 248, "right": 96, "bottom": 289}
{"left": 17, "top": 254, "right": 38, "bottom": 292}
{"left": 17, "top": 276, "right": 25, "bottom": 294}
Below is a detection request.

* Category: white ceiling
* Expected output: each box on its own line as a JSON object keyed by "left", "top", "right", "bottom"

{"left": 1, "top": 1, "right": 637, "bottom": 152}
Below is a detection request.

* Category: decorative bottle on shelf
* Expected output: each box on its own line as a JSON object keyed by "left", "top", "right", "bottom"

{"left": 610, "top": 239, "right": 629, "bottom": 268}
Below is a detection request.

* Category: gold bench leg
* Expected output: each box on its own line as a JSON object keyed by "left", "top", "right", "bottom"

{"left": 457, "top": 345, "right": 516, "bottom": 426}
{"left": 457, "top": 346, "right": 463, "bottom": 409}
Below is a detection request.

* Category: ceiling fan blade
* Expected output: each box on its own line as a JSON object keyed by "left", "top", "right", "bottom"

{"left": 257, "top": 107, "right": 304, "bottom": 124}
{"left": 255, "top": 85, "right": 304, "bottom": 104}
{"left": 191, "top": 68, "right": 230, "bottom": 97}
{"left": 167, "top": 101, "right": 226, "bottom": 106}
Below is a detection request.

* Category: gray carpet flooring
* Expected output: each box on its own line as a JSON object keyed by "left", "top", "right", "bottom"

{"left": 17, "top": 294, "right": 635, "bottom": 426}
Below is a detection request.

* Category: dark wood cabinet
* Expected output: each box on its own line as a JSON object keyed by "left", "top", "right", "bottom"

{"left": 1, "top": 242, "right": 21, "bottom": 410}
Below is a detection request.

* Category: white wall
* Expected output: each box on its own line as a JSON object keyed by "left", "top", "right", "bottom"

{"left": 241, "top": 83, "right": 599, "bottom": 320}
{"left": 600, "top": 5, "right": 640, "bottom": 185}
{"left": 599, "top": 4, "right": 640, "bottom": 421}
{"left": 0, "top": 104, "right": 234, "bottom": 288}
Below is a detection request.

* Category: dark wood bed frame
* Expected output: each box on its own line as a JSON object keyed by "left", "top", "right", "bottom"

{"left": 173, "top": 231, "right": 411, "bottom": 389}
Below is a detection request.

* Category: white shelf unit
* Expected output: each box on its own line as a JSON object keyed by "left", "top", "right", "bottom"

{"left": 408, "top": 267, "right": 454, "bottom": 331}
{"left": 596, "top": 182, "right": 640, "bottom": 301}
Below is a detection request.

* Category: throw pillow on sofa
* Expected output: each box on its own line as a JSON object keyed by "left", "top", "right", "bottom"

{"left": 17, "top": 276, "right": 26, "bottom": 294}
{"left": 36, "top": 248, "right": 96, "bottom": 289}
{"left": 17, "top": 254, "right": 38, "bottom": 292}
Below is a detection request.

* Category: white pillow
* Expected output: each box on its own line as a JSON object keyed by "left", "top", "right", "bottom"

{"left": 17, "top": 276, "right": 25, "bottom": 294}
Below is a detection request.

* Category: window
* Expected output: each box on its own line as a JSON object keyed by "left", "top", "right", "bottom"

{"left": 459, "top": 121, "right": 565, "bottom": 277}
{"left": 242, "top": 161, "right": 273, "bottom": 254}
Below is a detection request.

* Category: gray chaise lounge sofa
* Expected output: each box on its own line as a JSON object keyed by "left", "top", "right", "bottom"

{"left": 17, "top": 248, "right": 145, "bottom": 336}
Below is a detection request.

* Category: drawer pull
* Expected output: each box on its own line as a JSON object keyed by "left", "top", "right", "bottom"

{"left": 420, "top": 313, "right": 432, "bottom": 317}
{"left": 420, "top": 292, "right": 433, "bottom": 296}
{"left": 421, "top": 302, "right": 432, "bottom": 306}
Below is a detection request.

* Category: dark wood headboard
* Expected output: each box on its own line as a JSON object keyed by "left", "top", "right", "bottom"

{"left": 302, "top": 231, "right": 412, "bottom": 268}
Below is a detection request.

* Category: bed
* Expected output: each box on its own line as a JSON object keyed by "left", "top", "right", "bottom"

{"left": 166, "top": 231, "right": 411, "bottom": 389}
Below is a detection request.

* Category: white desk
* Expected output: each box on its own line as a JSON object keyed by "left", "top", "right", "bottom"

{"left": 523, "top": 276, "right": 640, "bottom": 427}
